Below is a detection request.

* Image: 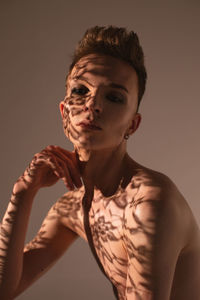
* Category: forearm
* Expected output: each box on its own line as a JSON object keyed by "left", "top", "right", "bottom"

{"left": 0, "top": 180, "right": 38, "bottom": 298}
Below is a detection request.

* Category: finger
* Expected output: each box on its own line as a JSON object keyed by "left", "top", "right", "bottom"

{"left": 46, "top": 156, "right": 64, "bottom": 178}
{"left": 59, "top": 147, "right": 81, "bottom": 175}
{"left": 46, "top": 147, "right": 82, "bottom": 188}
{"left": 36, "top": 150, "right": 72, "bottom": 189}
{"left": 45, "top": 150, "right": 75, "bottom": 190}
{"left": 34, "top": 151, "right": 63, "bottom": 178}
{"left": 63, "top": 157, "right": 82, "bottom": 188}
{"left": 49, "top": 145, "right": 81, "bottom": 174}
{"left": 55, "top": 157, "right": 78, "bottom": 190}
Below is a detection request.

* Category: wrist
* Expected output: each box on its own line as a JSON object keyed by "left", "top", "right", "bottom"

{"left": 13, "top": 178, "right": 39, "bottom": 197}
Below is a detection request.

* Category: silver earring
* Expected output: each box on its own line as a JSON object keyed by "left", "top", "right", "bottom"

{"left": 124, "top": 134, "right": 129, "bottom": 140}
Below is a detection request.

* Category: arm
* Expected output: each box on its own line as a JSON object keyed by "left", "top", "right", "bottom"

{"left": 13, "top": 197, "right": 78, "bottom": 299}
{"left": 0, "top": 145, "right": 82, "bottom": 299}
{"left": 0, "top": 184, "right": 38, "bottom": 299}
{"left": 123, "top": 185, "right": 184, "bottom": 300}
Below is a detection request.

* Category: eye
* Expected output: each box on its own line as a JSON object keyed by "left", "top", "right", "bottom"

{"left": 71, "top": 86, "right": 89, "bottom": 96}
{"left": 107, "top": 93, "right": 124, "bottom": 103}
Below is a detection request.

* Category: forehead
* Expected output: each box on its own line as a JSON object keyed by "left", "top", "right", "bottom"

{"left": 68, "top": 54, "right": 138, "bottom": 92}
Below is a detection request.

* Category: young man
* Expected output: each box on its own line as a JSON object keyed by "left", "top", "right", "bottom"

{"left": 0, "top": 26, "right": 200, "bottom": 300}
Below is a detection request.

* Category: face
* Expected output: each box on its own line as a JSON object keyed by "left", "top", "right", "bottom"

{"left": 60, "top": 53, "right": 141, "bottom": 151}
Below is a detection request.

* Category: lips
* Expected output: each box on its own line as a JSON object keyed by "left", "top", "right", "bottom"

{"left": 76, "top": 121, "right": 102, "bottom": 130}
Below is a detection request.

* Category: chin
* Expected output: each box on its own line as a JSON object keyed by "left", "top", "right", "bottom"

{"left": 73, "top": 138, "right": 123, "bottom": 152}
{"left": 66, "top": 128, "right": 124, "bottom": 150}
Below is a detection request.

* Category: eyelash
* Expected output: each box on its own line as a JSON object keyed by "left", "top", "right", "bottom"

{"left": 106, "top": 94, "right": 124, "bottom": 103}
{"left": 71, "top": 86, "right": 124, "bottom": 103}
{"left": 71, "top": 86, "right": 88, "bottom": 95}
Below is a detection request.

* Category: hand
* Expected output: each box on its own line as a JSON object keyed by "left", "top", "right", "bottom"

{"left": 16, "top": 145, "right": 83, "bottom": 191}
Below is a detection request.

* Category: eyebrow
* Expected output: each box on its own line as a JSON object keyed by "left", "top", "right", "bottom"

{"left": 109, "top": 83, "right": 129, "bottom": 94}
{"left": 71, "top": 75, "right": 129, "bottom": 94}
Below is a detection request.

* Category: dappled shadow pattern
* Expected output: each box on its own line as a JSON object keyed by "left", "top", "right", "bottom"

{"left": 62, "top": 55, "right": 115, "bottom": 146}
{"left": 80, "top": 170, "right": 166, "bottom": 299}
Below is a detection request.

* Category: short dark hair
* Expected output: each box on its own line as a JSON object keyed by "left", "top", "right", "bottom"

{"left": 67, "top": 25, "right": 147, "bottom": 111}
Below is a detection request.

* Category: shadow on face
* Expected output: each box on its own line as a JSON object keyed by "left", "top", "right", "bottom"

{"left": 59, "top": 54, "right": 141, "bottom": 151}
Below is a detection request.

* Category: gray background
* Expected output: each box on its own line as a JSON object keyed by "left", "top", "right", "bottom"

{"left": 0, "top": 0, "right": 199, "bottom": 299}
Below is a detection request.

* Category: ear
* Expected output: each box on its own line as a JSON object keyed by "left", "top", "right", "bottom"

{"left": 59, "top": 101, "right": 65, "bottom": 119}
{"left": 127, "top": 113, "right": 142, "bottom": 136}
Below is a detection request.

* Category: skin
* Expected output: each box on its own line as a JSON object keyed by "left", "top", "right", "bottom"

{"left": 59, "top": 53, "right": 141, "bottom": 195}
{"left": 58, "top": 54, "right": 200, "bottom": 299}
{"left": 0, "top": 53, "right": 200, "bottom": 300}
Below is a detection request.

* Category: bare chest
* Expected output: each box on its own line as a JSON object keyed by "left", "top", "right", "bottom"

{"left": 59, "top": 189, "right": 130, "bottom": 295}
{"left": 88, "top": 193, "right": 128, "bottom": 289}
{"left": 57, "top": 186, "right": 200, "bottom": 300}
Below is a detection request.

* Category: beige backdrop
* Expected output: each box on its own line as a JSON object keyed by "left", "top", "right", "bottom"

{"left": 0, "top": 0, "right": 199, "bottom": 299}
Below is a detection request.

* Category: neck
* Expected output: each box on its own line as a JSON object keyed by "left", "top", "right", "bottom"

{"left": 75, "top": 142, "right": 134, "bottom": 197}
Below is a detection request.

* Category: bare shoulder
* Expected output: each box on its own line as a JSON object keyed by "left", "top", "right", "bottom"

{"left": 125, "top": 163, "right": 200, "bottom": 251}
{"left": 52, "top": 188, "right": 84, "bottom": 219}
{"left": 51, "top": 187, "right": 86, "bottom": 240}
{"left": 128, "top": 163, "right": 191, "bottom": 211}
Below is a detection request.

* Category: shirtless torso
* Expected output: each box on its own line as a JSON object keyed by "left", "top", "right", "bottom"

{"left": 2, "top": 35, "right": 199, "bottom": 300}
{"left": 49, "top": 165, "right": 200, "bottom": 300}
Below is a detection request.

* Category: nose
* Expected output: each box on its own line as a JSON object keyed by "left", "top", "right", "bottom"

{"left": 83, "top": 93, "right": 102, "bottom": 114}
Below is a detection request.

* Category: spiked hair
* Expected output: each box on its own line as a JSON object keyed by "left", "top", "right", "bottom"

{"left": 67, "top": 25, "right": 147, "bottom": 111}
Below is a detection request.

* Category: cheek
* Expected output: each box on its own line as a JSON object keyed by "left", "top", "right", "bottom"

{"left": 64, "top": 95, "right": 85, "bottom": 119}
{"left": 61, "top": 97, "right": 85, "bottom": 142}
{"left": 105, "top": 108, "right": 130, "bottom": 134}
{"left": 62, "top": 101, "right": 70, "bottom": 131}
